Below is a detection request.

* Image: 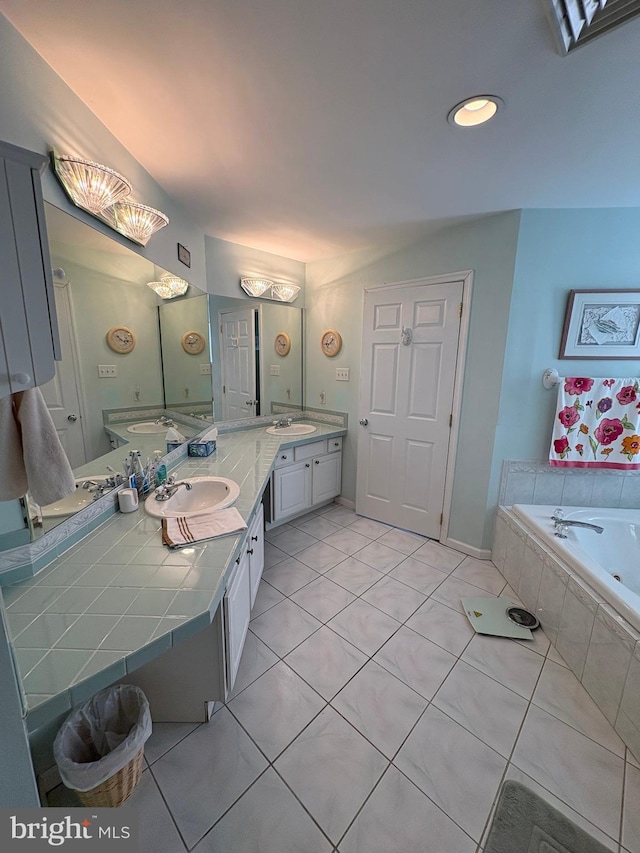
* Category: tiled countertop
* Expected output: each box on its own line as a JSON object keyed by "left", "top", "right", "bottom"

{"left": 1, "top": 421, "right": 346, "bottom": 729}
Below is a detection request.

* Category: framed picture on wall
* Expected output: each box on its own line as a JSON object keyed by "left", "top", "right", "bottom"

{"left": 559, "top": 289, "right": 640, "bottom": 359}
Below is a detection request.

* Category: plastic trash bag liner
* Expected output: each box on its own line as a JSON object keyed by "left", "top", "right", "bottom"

{"left": 53, "top": 684, "right": 152, "bottom": 792}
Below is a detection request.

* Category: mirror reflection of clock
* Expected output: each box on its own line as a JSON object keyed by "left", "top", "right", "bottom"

{"left": 181, "top": 330, "right": 206, "bottom": 354}
{"left": 274, "top": 332, "right": 291, "bottom": 356}
{"left": 321, "top": 329, "right": 342, "bottom": 357}
{"left": 106, "top": 325, "right": 136, "bottom": 353}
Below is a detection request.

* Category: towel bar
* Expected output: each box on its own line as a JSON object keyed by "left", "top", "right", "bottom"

{"left": 542, "top": 368, "right": 561, "bottom": 389}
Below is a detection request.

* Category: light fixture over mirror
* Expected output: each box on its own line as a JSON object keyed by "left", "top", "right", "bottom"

{"left": 147, "top": 274, "right": 190, "bottom": 299}
{"left": 240, "top": 277, "right": 300, "bottom": 302}
{"left": 51, "top": 149, "right": 169, "bottom": 246}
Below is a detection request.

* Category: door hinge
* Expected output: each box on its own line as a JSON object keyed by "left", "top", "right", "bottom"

{"left": 440, "top": 512, "right": 443, "bottom": 525}
{"left": 458, "top": 302, "right": 463, "bottom": 318}
{"left": 449, "top": 413, "right": 453, "bottom": 428}
{"left": 223, "top": 385, "right": 226, "bottom": 394}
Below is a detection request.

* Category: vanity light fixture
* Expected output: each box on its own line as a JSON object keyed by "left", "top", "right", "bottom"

{"left": 447, "top": 95, "right": 504, "bottom": 127}
{"left": 240, "top": 277, "right": 274, "bottom": 297}
{"left": 147, "top": 274, "right": 189, "bottom": 299}
{"left": 271, "top": 283, "right": 301, "bottom": 303}
{"left": 53, "top": 154, "right": 132, "bottom": 214}
{"left": 103, "top": 201, "right": 169, "bottom": 246}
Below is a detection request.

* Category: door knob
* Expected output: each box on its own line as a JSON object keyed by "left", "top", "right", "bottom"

{"left": 359, "top": 418, "right": 368, "bottom": 426}
{"left": 67, "top": 414, "right": 78, "bottom": 422}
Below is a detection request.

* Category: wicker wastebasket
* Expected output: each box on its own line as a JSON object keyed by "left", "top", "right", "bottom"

{"left": 53, "top": 684, "right": 151, "bottom": 807}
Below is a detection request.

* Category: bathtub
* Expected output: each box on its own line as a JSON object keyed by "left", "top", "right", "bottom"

{"left": 512, "top": 504, "right": 640, "bottom": 633}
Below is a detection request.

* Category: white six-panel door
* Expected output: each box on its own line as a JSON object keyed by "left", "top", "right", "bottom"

{"left": 220, "top": 308, "right": 256, "bottom": 420}
{"left": 356, "top": 278, "right": 464, "bottom": 538}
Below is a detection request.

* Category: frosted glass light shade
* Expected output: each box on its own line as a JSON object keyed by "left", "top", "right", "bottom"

{"left": 54, "top": 155, "right": 132, "bottom": 214}
{"left": 240, "top": 277, "right": 273, "bottom": 297}
{"left": 105, "top": 201, "right": 169, "bottom": 246}
{"left": 147, "top": 274, "right": 189, "bottom": 299}
{"left": 271, "top": 283, "right": 301, "bottom": 302}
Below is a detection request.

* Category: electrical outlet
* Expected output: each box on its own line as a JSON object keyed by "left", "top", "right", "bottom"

{"left": 320, "top": 390, "right": 326, "bottom": 404}
{"left": 270, "top": 364, "right": 280, "bottom": 376}
{"left": 336, "top": 367, "right": 350, "bottom": 381}
{"left": 98, "top": 365, "right": 117, "bottom": 377}
{"left": 199, "top": 363, "right": 212, "bottom": 375}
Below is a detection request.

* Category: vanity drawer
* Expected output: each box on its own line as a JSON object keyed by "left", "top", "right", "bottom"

{"left": 274, "top": 449, "right": 294, "bottom": 467}
{"left": 327, "top": 436, "right": 342, "bottom": 453}
{"left": 294, "top": 440, "right": 327, "bottom": 461}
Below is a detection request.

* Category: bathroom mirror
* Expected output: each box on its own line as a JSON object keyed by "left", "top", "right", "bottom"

{"left": 0, "top": 203, "right": 303, "bottom": 549}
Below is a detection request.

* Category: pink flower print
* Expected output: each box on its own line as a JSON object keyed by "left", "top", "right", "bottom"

{"left": 558, "top": 406, "right": 580, "bottom": 428}
{"left": 564, "top": 378, "right": 594, "bottom": 395}
{"left": 575, "top": 443, "right": 584, "bottom": 456}
{"left": 603, "top": 379, "right": 615, "bottom": 387}
{"left": 554, "top": 436, "right": 570, "bottom": 457}
{"left": 594, "top": 418, "right": 624, "bottom": 446}
{"left": 616, "top": 386, "right": 637, "bottom": 405}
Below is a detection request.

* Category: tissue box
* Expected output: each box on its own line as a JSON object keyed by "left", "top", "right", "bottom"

{"left": 166, "top": 441, "right": 183, "bottom": 453}
{"left": 188, "top": 439, "right": 216, "bottom": 457}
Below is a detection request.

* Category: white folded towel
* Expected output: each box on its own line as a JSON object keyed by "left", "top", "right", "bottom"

{"left": 0, "top": 388, "right": 76, "bottom": 506}
{"left": 165, "top": 426, "right": 186, "bottom": 442}
{"left": 162, "top": 507, "right": 247, "bottom": 548}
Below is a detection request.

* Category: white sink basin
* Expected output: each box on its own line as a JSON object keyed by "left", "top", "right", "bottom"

{"left": 41, "top": 476, "right": 113, "bottom": 518}
{"left": 266, "top": 423, "right": 317, "bottom": 436}
{"left": 144, "top": 476, "right": 240, "bottom": 518}
{"left": 126, "top": 421, "right": 170, "bottom": 434}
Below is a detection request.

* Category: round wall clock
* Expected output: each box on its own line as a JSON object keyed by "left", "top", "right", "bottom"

{"left": 106, "top": 325, "right": 136, "bottom": 353}
{"left": 181, "top": 330, "right": 206, "bottom": 354}
{"left": 321, "top": 329, "right": 342, "bottom": 357}
{"left": 274, "top": 331, "right": 291, "bottom": 356}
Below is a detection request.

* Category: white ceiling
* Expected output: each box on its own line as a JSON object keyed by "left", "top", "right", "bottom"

{"left": 2, "top": 0, "right": 640, "bottom": 261}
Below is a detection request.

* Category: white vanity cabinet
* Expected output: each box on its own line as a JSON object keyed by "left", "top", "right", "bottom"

{"left": 0, "top": 141, "right": 60, "bottom": 400}
{"left": 272, "top": 437, "right": 342, "bottom": 522}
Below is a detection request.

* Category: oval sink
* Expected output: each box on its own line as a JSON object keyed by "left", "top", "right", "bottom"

{"left": 126, "top": 421, "right": 170, "bottom": 434}
{"left": 41, "top": 476, "right": 113, "bottom": 518}
{"left": 144, "top": 476, "right": 240, "bottom": 518}
{"left": 265, "top": 423, "right": 317, "bottom": 436}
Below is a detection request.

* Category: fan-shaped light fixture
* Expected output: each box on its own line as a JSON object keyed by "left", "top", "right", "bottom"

{"left": 240, "top": 277, "right": 273, "bottom": 297}
{"left": 271, "top": 284, "right": 301, "bottom": 303}
{"left": 147, "top": 274, "right": 189, "bottom": 299}
{"left": 104, "top": 201, "right": 169, "bottom": 246}
{"left": 448, "top": 95, "right": 503, "bottom": 127}
{"left": 53, "top": 154, "right": 132, "bottom": 214}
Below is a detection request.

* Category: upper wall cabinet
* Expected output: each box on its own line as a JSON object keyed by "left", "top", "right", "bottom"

{"left": 0, "top": 141, "right": 60, "bottom": 400}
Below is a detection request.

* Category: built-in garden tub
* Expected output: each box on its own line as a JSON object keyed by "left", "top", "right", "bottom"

{"left": 492, "top": 503, "right": 640, "bottom": 761}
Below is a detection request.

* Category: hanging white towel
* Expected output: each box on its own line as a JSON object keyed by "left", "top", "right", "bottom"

{"left": 0, "top": 388, "right": 76, "bottom": 506}
{"left": 550, "top": 377, "right": 640, "bottom": 469}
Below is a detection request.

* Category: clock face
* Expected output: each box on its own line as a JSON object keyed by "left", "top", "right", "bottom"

{"left": 181, "top": 331, "right": 206, "bottom": 354}
{"left": 106, "top": 326, "right": 136, "bottom": 353}
{"left": 321, "top": 329, "right": 342, "bottom": 357}
{"left": 274, "top": 332, "right": 291, "bottom": 356}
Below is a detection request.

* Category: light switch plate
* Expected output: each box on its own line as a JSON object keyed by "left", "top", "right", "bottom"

{"left": 270, "top": 364, "right": 280, "bottom": 376}
{"left": 199, "top": 363, "right": 212, "bottom": 375}
{"left": 98, "top": 365, "right": 117, "bottom": 377}
{"left": 336, "top": 367, "right": 350, "bottom": 381}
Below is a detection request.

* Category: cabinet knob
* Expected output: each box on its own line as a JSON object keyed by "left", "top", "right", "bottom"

{"left": 247, "top": 547, "right": 254, "bottom": 555}
{"left": 334, "top": 442, "right": 339, "bottom": 447}
{"left": 281, "top": 455, "right": 287, "bottom": 459}
{"left": 305, "top": 463, "right": 310, "bottom": 468}
{"left": 251, "top": 535, "right": 259, "bottom": 541}
{"left": 315, "top": 459, "right": 320, "bottom": 464}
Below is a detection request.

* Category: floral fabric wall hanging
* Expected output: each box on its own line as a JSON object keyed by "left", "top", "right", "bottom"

{"left": 550, "top": 377, "right": 640, "bottom": 468}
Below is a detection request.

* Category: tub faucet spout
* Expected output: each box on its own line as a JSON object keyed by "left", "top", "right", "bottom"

{"left": 551, "top": 514, "right": 604, "bottom": 538}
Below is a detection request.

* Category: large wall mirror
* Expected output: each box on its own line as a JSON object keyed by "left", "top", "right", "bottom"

{"left": 0, "top": 204, "right": 303, "bottom": 551}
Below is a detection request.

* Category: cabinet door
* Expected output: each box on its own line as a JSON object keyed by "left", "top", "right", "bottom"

{"left": 248, "top": 504, "right": 265, "bottom": 607}
{"left": 312, "top": 453, "right": 342, "bottom": 505}
{"left": 224, "top": 552, "right": 251, "bottom": 692}
{"left": 273, "top": 460, "right": 311, "bottom": 519}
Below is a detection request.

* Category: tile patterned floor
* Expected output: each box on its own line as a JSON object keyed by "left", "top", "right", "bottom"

{"left": 50, "top": 503, "right": 640, "bottom": 853}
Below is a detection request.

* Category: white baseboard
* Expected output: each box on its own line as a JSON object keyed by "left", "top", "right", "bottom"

{"left": 335, "top": 496, "right": 355, "bottom": 509}
{"left": 441, "top": 536, "right": 492, "bottom": 561}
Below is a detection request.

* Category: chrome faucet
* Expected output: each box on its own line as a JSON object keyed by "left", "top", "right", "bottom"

{"left": 81, "top": 476, "right": 116, "bottom": 496}
{"left": 272, "top": 417, "right": 293, "bottom": 429}
{"left": 154, "top": 476, "right": 193, "bottom": 501}
{"left": 551, "top": 510, "right": 603, "bottom": 538}
{"left": 155, "top": 415, "right": 175, "bottom": 427}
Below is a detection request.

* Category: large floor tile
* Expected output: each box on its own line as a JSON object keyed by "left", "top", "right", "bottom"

{"left": 249, "top": 598, "right": 322, "bottom": 657}
{"left": 322, "top": 528, "right": 372, "bottom": 556}
{"left": 332, "top": 660, "right": 427, "bottom": 758}
{"left": 324, "top": 557, "right": 385, "bottom": 595}
{"left": 353, "top": 541, "right": 405, "bottom": 572}
{"left": 274, "top": 706, "right": 388, "bottom": 845}
{"left": 406, "top": 599, "right": 475, "bottom": 656}
{"left": 461, "top": 633, "right": 544, "bottom": 699}
{"left": 145, "top": 722, "right": 201, "bottom": 765}
{"left": 285, "top": 626, "right": 368, "bottom": 700}
{"left": 373, "top": 625, "right": 457, "bottom": 700}
{"left": 262, "top": 556, "right": 319, "bottom": 595}
{"left": 328, "top": 599, "right": 401, "bottom": 657}
{"left": 361, "top": 575, "right": 427, "bottom": 622}
{"left": 263, "top": 542, "right": 288, "bottom": 569}
{"left": 339, "top": 764, "right": 475, "bottom": 853}
{"left": 394, "top": 705, "right": 506, "bottom": 842}
{"left": 229, "top": 630, "right": 279, "bottom": 698}
{"left": 152, "top": 707, "right": 268, "bottom": 849}
{"left": 322, "top": 505, "right": 358, "bottom": 526}
{"left": 267, "top": 527, "right": 318, "bottom": 556}
{"left": 290, "top": 575, "right": 356, "bottom": 622}
{"left": 228, "top": 661, "right": 325, "bottom": 760}
{"left": 250, "top": 581, "right": 285, "bottom": 619}
{"left": 511, "top": 703, "right": 624, "bottom": 840}
{"left": 411, "top": 541, "right": 465, "bottom": 572}
{"left": 128, "top": 771, "right": 187, "bottom": 853}
{"left": 295, "top": 515, "right": 343, "bottom": 540}
{"left": 376, "top": 527, "right": 427, "bottom": 555}
{"left": 450, "top": 557, "right": 506, "bottom": 595}
{"left": 623, "top": 762, "right": 640, "bottom": 853}
{"left": 294, "top": 541, "right": 349, "bottom": 572}
{"left": 431, "top": 575, "right": 497, "bottom": 613}
{"left": 193, "top": 768, "right": 332, "bottom": 853}
{"left": 388, "top": 556, "right": 448, "bottom": 595}
{"left": 347, "top": 517, "right": 392, "bottom": 539}
{"left": 432, "top": 659, "right": 528, "bottom": 758}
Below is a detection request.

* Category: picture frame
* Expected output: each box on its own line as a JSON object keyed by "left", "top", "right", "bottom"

{"left": 559, "top": 289, "right": 640, "bottom": 359}
{"left": 177, "top": 242, "right": 191, "bottom": 268}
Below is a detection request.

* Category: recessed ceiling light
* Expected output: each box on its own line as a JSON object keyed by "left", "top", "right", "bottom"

{"left": 448, "top": 95, "right": 504, "bottom": 127}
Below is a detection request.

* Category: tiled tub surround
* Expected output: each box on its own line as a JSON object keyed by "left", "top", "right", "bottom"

{"left": 0, "top": 421, "right": 346, "bottom": 730}
{"left": 493, "top": 505, "right": 640, "bottom": 763}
